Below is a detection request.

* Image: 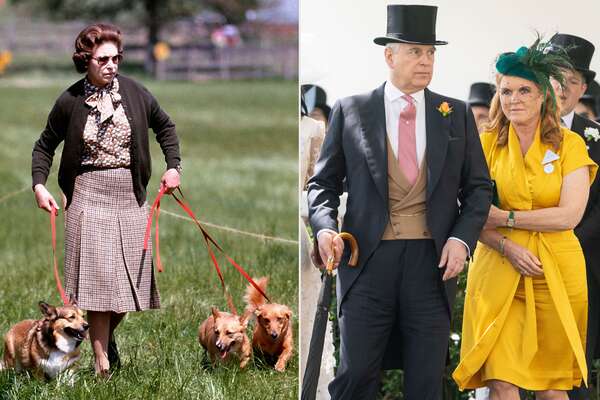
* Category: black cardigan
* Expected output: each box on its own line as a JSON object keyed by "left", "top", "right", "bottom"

{"left": 32, "top": 74, "right": 181, "bottom": 207}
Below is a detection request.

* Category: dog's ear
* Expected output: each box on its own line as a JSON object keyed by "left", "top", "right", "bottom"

{"left": 254, "top": 306, "right": 262, "bottom": 318}
{"left": 211, "top": 307, "right": 220, "bottom": 320}
{"left": 68, "top": 294, "right": 78, "bottom": 307}
{"left": 39, "top": 301, "right": 57, "bottom": 319}
{"left": 240, "top": 310, "right": 252, "bottom": 329}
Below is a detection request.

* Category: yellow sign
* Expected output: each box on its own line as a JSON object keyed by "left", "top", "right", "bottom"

{"left": 0, "top": 51, "right": 12, "bottom": 75}
{"left": 153, "top": 42, "right": 170, "bottom": 61}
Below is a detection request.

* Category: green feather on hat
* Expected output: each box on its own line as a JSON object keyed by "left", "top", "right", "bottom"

{"left": 496, "top": 35, "right": 574, "bottom": 116}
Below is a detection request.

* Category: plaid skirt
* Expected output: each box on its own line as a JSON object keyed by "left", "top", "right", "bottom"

{"left": 64, "top": 168, "right": 160, "bottom": 313}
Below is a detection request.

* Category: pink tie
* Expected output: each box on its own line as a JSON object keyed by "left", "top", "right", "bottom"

{"left": 398, "top": 94, "right": 418, "bottom": 185}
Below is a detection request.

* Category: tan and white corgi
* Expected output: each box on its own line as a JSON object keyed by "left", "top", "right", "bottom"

{"left": 1, "top": 299, "right": 88, "bottom": 379}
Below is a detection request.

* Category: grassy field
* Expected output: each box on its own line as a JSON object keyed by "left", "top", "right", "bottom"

{"left": 0, "top": 74, "right": 298, "bottom": 399}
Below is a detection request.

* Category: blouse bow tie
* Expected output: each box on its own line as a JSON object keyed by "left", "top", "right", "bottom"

{"left": 85, "top": 79, "right": 121, "bottom": 123}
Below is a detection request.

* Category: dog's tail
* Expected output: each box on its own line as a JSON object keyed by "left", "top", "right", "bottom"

{"left": 244, "top": 276, "right": 269, "bottom": 314}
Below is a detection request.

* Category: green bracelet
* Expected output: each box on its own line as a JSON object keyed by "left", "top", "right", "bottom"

{"left": 506, "top": 210, "right": 515, "bottom": 228}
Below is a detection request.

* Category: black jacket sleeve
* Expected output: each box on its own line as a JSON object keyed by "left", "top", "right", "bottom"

{"left": 31, "top": 97, "right": 69, "bottom": 188}
{"left": 146, "top": 88, "right": 180, "bottom": 170}
{"left": 449, "top": 105, "right": 492, "bottom": 253}
{"left": 575, "top": 177, "right": 600, "bottom": 244}
{"left": 307, "top": 100, "right": 346, "bottom": 236}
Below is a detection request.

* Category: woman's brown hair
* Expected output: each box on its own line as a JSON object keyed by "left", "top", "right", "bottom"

{"left": 72, "top": 23, "right": 123, "bottom": 73}
{"left": 485, "top": 74, "right": 563, "bottom": 150}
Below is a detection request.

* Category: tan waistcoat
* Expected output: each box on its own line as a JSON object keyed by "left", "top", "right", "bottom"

{"left": 381, "top": 139, "right": 431, "bottom": 240}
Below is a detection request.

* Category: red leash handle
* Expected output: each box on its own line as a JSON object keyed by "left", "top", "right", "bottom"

{"left": 50, "top": 206, "right": 69, "bottom": 305}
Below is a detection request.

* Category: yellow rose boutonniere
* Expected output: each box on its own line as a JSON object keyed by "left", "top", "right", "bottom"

{"left": 437, "top": 101, "right": 453, "bottom": 117}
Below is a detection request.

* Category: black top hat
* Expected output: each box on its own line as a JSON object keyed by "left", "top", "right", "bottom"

{"left": 374, "top": 5, "right": 448, "bottom": 46}
{"left": 301, "top": 84, "right": 327, "bottom": 113}
{"left": 468, "top": 82, "right": 496, "bottom": 108}
{"left": 549, "top": 33, "right": 596, "bottom": 83}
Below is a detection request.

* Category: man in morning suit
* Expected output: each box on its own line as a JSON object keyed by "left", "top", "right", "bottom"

{"left": 307, "top": 5, "right": 492, "bottom": 399}
{"left": 550, "top": 33, "right": 600, "bottom": 400}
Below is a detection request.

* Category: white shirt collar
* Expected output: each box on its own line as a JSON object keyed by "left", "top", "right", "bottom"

{"left": 384, "top": 80, "right": 425, "bottom": 104}
{"left": 563, "top": 110, "right": 575, "bottom": 129}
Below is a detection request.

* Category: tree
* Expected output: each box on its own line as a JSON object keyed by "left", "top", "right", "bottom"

{"left": 9, "top": 0, "right": 203, "bottom": 74}
{"left": 204, "top": 0, "right": 259, "bottom": 25}
{"left": 9, "top": 0, "right": 274, "bottom": 74}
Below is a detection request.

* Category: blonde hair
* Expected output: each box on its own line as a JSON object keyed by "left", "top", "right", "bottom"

{"left": 485, "top": 74, "right": 563, "bottom": 150}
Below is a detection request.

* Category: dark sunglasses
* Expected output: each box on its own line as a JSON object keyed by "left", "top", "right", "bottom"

{"left": 91, "top": 54, "right": 123, "bottom": 66}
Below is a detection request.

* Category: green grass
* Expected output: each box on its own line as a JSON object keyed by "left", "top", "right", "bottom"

{"left": 0, "top": 74, "right": 298, "bottom": 399}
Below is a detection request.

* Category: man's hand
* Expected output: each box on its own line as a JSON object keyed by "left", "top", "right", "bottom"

{"left": 439, "top": 239, "right": 468, "bottom": 281}
{"left": 160, "top": 168, "right": 180, "bottom": 194}
{"left": 316, "top": 230, "right": 344, "bottom": 269}
{"left": 34, "top": 184, "right": 59, "bottom": 213}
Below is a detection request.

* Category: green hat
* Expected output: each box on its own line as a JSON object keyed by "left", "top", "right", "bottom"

{"left": 496, "top": 47, "right": 539, "bottom": 83}
{"left": 495, "top": 36, "right": 573, "bottom": 113}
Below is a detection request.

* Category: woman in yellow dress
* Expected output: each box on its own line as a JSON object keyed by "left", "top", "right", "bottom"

{"left": 453, "top": 39, "right": 597, "bottom": 399}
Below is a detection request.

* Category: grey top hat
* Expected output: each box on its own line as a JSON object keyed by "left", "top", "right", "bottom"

{"left": 374, "top": 5, "right": 448, "bottom": 46}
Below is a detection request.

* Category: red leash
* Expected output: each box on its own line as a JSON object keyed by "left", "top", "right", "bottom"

{"left": 50, "top": 206, "right": 69, "bottom": 305}
{"left": 144, "top": 187, "right": 271, "bottom": 305}
{"left": 143, "top": 188, "right": 164, "bottom": 272}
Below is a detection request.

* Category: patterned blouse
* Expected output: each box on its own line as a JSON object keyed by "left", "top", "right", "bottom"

{"left": 81, "top": 77, "right": 131, "bottom": 168}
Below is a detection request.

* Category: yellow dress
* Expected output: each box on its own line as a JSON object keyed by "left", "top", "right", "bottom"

{"left": 452, "top": 124, "right": 597, "bottom": 391}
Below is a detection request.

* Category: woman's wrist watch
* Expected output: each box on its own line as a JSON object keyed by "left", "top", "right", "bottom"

{"left": 174, "top": 164, "right": 183, "bottom": 175}
{"left": 506, "top": 210, "right": 515, "bottom": 228}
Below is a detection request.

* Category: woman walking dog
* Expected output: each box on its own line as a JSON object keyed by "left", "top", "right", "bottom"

{"left": 31, "top": 23, "right": 181, "bottom": 377}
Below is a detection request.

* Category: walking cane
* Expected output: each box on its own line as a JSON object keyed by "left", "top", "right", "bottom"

{"left": 301, "top": 232, "right": 358, "bottom": 400}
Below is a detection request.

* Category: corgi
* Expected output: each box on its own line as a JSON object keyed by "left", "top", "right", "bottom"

{"left": 198, "top": 307, "right": 251, "bottom": 369}
{"left": 1, "top": 299, "right": 88, "bottom": 379}
{"left": 244, "top": 277, "right": 293, "bottom": 372}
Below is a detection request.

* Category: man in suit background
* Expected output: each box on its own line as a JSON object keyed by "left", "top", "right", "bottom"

{"left": 550, "top": 33, "right": 600, "bottom": 400}
{"left": 467, "top": 82, "right": 496, "bottom": 133}
{"left": 307, "top": 5, "right": 491, "bottom": 399}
